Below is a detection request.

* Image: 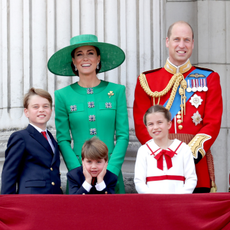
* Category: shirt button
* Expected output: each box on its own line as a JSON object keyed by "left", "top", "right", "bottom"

{"left": 50, "top": 167, "right": 53, "bottom": 171}
{"left": 51, "top": 182, "right": 55, "bottom": 186}
{"left": 178, "top": 125, "right": 183, "bottom": 130}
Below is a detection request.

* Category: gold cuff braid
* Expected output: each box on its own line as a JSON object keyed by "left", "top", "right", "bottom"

{"left": 188, "top": 134, "right": 211, "bottom": 158}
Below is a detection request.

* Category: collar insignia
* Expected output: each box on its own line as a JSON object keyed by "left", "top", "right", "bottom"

{"left": 164, "top": 59, "right": 192, "bottom": 74}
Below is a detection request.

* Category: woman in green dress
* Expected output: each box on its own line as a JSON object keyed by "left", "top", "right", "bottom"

{"left": 47, "top": 34, "right": 129, "bottom": 193}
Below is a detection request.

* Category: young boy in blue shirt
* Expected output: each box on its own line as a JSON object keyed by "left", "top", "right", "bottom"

{"left": 1, "top": 88, "right": 63, "bottom": 194}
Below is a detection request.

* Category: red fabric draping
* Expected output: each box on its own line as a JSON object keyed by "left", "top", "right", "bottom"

{"left": 0, "top": 193, "right": 230, "bottom": 230}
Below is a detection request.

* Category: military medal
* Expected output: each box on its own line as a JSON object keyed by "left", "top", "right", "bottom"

{"left": 192, "top": 79, "right": 196, "bottom": 92}
{"left": 189, "top": 94, "right": 203, "bottom": 108}
{"left": 203, "top": 78, "right": 208, "bottom": 91}
{"left": 191, "top": 111, "right": 203, "bottom": 126}
{"left": 186, "top": 80, "right": 192, "bottom": 92}
{"left": 200, "top": 78, "right": 204, "bottom": 92}
{"left": 197, "top": 79, "right": 202, "bottom": 92}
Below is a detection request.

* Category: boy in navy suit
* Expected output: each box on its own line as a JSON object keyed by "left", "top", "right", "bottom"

{"left": 67, "top": 137, "right": 117, "bottom": 194}
{"left": 1, "top": 88, "right": 63, "bottom": 194}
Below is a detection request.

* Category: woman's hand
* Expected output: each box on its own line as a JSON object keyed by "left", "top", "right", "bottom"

{"left": 97, "top": 162, "right": 108, "bottom": 184}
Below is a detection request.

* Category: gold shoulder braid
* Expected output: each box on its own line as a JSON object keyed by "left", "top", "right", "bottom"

{"left": 139, "top": 73, "right": 187, "bottom": 120}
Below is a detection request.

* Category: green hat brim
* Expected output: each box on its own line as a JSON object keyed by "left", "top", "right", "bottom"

{"left": 47, "top": 41, "right": 125, "bottom": 76}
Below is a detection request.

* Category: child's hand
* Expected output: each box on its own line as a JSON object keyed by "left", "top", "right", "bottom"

{"left": 97, "top": 162, "right": 108, "bottom": 184}
{"left": 82, "top": 161, "right": 92, "bottom": 184}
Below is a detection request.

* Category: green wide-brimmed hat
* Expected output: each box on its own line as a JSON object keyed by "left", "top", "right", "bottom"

{"left": 47, "top": 34, "right": 125, "bottom": 76}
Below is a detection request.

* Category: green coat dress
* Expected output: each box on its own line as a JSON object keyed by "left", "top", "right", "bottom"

{"left": 55, "top": 80, "right": 129, "bottom": 193}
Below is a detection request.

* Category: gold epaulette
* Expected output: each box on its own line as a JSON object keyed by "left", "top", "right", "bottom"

{"left": 193, "top": 65, "right": 214, "bottom": 73}
{"left": 141, "top": 67, "right": 162, "bottom": 76}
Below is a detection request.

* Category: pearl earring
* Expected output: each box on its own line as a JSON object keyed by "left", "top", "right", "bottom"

{"left": 75, "top": 65, "right": 78, "bottom": 71}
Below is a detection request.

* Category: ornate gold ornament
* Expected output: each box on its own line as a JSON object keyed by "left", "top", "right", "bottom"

{"left": 189, "top": 73, "right": 205, "bottom": 78}
{"left": 139, "top": 72, "right": 187, "bottom": 119}
{"left": 108, "top": 91, "right": 114, "bottom": 98}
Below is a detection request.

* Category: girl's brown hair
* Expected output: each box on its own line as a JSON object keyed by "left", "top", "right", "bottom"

{"left": 143, "top": 105, "right": 171, "bottom": 126}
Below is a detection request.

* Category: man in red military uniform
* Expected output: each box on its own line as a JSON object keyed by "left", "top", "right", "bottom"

{"left": 133, "top": 21, "right": 223, "bottom": 193}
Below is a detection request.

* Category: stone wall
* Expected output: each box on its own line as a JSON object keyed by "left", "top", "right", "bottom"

{"left": 0, "top": 0, "right": 230, "bottom": 193}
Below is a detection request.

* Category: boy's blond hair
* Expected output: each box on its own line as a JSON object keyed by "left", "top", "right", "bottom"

{"left": 23, "top": 87, "right": 52, "bottom": 109}
{"left": 82, "top": 137, "right": 108, "bottom": 161}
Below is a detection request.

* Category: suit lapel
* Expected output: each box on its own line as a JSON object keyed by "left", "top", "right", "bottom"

{"left": 47, "top": 130, "right": 60, "bottom": 165}
{"left": 26, "top": 124, "right": 53, "bottom": 155}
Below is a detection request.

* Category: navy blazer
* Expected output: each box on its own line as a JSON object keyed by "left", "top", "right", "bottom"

{"left": 67, "top": 166, "right": 118, "bottom": 194}
{"left": 1, "top": 124, "right": 63, "bottom": 194}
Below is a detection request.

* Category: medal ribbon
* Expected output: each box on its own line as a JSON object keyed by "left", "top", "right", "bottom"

{"left": 163, "top": 68, "right": 212, "bottom": 120}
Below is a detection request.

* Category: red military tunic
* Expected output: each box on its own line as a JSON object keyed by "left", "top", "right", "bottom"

{"left": 133, "top": 59, "right": 223, "bottom": 188}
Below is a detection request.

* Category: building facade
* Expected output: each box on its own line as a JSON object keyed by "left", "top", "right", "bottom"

{"left": 0, "top": 0, "right": 229, "bottom": 192}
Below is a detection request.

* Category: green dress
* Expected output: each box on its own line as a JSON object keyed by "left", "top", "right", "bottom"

{"left": 55, "top": 80, "right": 129, "bottom": 193}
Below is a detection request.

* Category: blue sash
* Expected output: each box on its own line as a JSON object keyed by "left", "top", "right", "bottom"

{"left": 163, "top": 68, "right": 212, "bottom": 120}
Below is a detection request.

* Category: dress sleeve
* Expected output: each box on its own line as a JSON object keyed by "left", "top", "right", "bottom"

{"left": 134, "top": 146, "right": 151, "bottom": 193}
{"left": 133, "top": 76, "right": 152, "bottom": 145}
{"left": 55, "top": 90, "right": 81, "bottom": 170}
{"left": 1, "top": 133, "right": 25, "bottom": 194}
{"left": 180, "top": 144, "right": 197, "bottom": 194}
{"left": 107, "top": 85, "right": 129, "bottom": 176}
